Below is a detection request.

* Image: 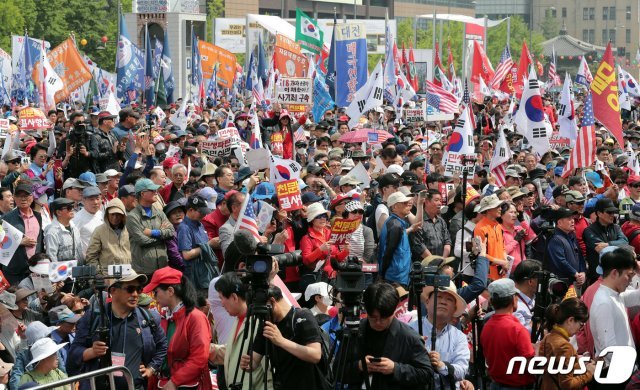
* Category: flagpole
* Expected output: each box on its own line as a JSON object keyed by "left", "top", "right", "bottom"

{"left": 189, "top": 22, "right": 193, "bottom": 103}
{"left": 506, "top": 16, "right": 511, "bottom": 49}
{"left": 144, "top": 22, "right": 149, "bottom": 108}
{"left": 116, "top": 0, "right": 121, "bottom": 74}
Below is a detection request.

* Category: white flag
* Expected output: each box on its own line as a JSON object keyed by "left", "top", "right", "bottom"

{"left": 575, "top": 56, "right": 593, "bottom": 87}
{"left": 0, "top": 221, "right": 22, "bottom": 266}
{"left": 618, "top": 66, "right": 632, "bottom": 111}
{"left": 256, "top": 200, "right": 276, "bottom": 233}
{"left": 170, "top": 89, "right": 190, "bottom": 131}
{"left": 490, "top": 127, "right": 512, "bottom": 171}
{"left": 269, "top": 156, "right": 302, "bottom": 183}
{"left": 153, "top": 106, "right": 166, "bottom": 123}
{"left": 478, "top": 77, "right": 492, "bottom": 97}
{"left": 47, "top": 126, "right": 56, "bottom": 157}
{"left": 443, "top": 105, "right": 475, "bottom": 177}
{"left": 619, "top": 66, "right": 640, "bottom": 97}
{"left": 106, "top": 91, "right": 121, "bottom": 118}
{"left": 345, "top": 61, "right": 384, "bottom": 128}
{"left": 628, "top": 143, "right": 640, "bottom": 175}
{"left": 557, "top": 73, "right": 577, "bottom": 142}
{"left": 514, "top": 68, "right": 552, "bottom": 157}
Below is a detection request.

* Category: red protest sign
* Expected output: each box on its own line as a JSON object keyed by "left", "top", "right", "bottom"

{"left": 276, "top": 179, "right": 303, "bottom": 211}
{"left": 330, "top": 218, "right": 361, "bottom": 245}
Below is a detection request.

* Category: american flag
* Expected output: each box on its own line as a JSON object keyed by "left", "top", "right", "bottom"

{"left": 425, "top": 80, "right": 459, "bottom": 114}
{"left": 490, "top": 46, "right": 514, "bottom": 90}
{"left": 293, "top": 126, "right": 307, "bottom": 143}
{"left": 547, "top": 48, "right": 560, "bottom": 87}
{"left": 235, "top": 195, "right": 261, "bottom": 242}
{"left": 462, "top": 78, "right": 476, "bottom": 129}
{"left": 562, "top": 93, "right": 596, "bottom": 177}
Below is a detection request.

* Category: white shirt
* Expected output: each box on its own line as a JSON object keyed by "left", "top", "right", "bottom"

{"left": 589, "top": 284, "right": 640, "bottom": 363}
{"left": 72, "top": 208, "right": 104, "bottom": 256}
{"left": 453, "top": 220, "right": 476, "bottom": 277}
{"left": 208, "top": 275, "right": 235, "bottom": 345}
{"left": 374, "top": 203, "right": 389, "bottom": 238}
{"left": 513, "top": 288, "right": 535, "bottom": 333}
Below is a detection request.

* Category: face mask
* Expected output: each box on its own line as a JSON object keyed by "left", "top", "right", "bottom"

{"left": 321, "top": 296, "right": 332, "bottom": 306}
{"left": 403, "top": 136, "right": 412, "bottom": 143}
{"left": 237, "top": 120, "right": 247, "bottom": 127}
{"left": 297, "top": 148, "right": 307, "bottom": 155}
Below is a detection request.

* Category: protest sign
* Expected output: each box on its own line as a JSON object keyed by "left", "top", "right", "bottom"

{"left": 276, "top": 180, "right": 303, "bottom": 211}
{"left": 405, "top": 108, "right": 425, "bottom": 123}
{"left": 276, "top": 77, "right": 313, "bottom": 105}
{"left": 201, "top": 138, "right": 236, "bottom": 158}
{"left": 217, "top": 127, "right": 242, "bottom": 143}
{"left": 330, "top": 218, "right": 361, "bottom": 245}
{"left": 0, "top": 119, "right": 8, "bottom": 137}
{"left": 0, "top": 221, "right": 21, "bottom": 266}
{"left": 246, "top": 149, "right": 271, "bottom": 170}
{"left": 549, "top": 132, "right": 571, "bottom": 150}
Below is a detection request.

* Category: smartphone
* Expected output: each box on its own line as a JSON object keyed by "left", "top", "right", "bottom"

{"left": 108, "top": 264, "right": 133, "bottom": 277}
{"left": 370, "top": 357, "right": 382, "bottom": 363}
{"left": 257, "top": 172, "right": 265, "bottom": 181}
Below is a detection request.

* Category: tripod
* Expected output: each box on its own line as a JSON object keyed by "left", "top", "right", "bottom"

{"left": 329, "top": 301, "right": 370, "bottom": 390}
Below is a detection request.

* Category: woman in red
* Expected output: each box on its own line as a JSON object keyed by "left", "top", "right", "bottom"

{"left": 143, "top": 267, "right": 212, "bottom": 390}
{"left": 300, "top": 203, "right": 349, "bottom": 280}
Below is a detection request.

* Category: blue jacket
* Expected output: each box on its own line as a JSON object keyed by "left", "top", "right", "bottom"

{"left": 378, "top": 213, "right": 411, "bottom": 286}
{"left": 67, "top": 301, "right": 167, "bottom": 390}
{"left": 1, "top": 208, "right": 44, "bottom": 285}
{"left": 548, "top": 228, "right": 587, "bottom": 280}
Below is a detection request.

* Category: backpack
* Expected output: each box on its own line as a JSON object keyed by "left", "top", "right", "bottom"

{"left": 291, "top": 308, "right": 333, "bottom": 390}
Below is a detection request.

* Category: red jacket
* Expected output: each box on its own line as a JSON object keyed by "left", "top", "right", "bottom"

{"left": 158, "top": 183, "right": 182, "bottom": 204}
{"left": 202, "top": 209, "right": 229, "bottom": 265}
{"left": 300, "top": 227, "right": 349, "bottom": 278}
{"left": 282, "top": 225, "right": 300, "bottom": 283}
{"left": 159, "top": 307, "right": 212, "bottom": 389}
{"left": 622, "top": 221, "right": 640, "bottom": 254}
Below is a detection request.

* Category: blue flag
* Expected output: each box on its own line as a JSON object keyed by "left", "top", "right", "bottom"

{"left": 334, "top": 23, "right": 368, "bottom": 107}
{"left": 206, "top": 68, "right": 217, "bottom": 101}
{"left": 161, "top": 32, "right": 175, "bottom": 104}
{"left": 190, "top": 32, "right": 202, "bottom": 102}
{"left": 116, "top": 13, "right": 144, "bottom": 104}
{"left": 153, "top": 37, "right": 163, "bottom": 78}
{"left": 245, "top": 52, "right": 254, "bottom": 92}
{"left": 23, "top": 34, "right": 37, "bottom": 105}
{"left": 257, "top": 35, "right": 267, "bottom": 85}
{"left": 326, "top": 21, "right": 336, "bottom": 101}
{"left": 10, "top": 43, "right": 26, "bottom": 103}
{"left": 144, "top": 28, "right": 156, "bottom": 107}
{"left": 312, "top": 72, "right": 335, "bottom": 123}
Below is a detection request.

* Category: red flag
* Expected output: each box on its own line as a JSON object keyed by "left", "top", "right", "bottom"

{"left": 535, "top": 60, "right": 544, "bottom": 76}
{"left": 447, "top": 39, "right": 455, "bottom": 81}
{"left": 591, "top": 43, "right": 623, "bottom": 146}
{"left": 498, "top": 66, "right": 518, "bottom": 95}
{"left": 433, "top": 41, "right": 445, "bottom": 87}
{"left": 471, "top": 40, "right": 495, "bottom": 86}
{"left": 401, "top": 43, "right": 408, "bottom": 69}
{"left": 515, "top": 41, "right": 532, "bottom": 97}
{"left": 408, "top": 45, "right": 419, "bottom": 92}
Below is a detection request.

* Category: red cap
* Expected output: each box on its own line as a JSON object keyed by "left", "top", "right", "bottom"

{"left": 224, "top": 190, "right": 239, "bottom": 200}
{"left": 329, "top": 194, "right": 353, "bottom": 210}
{"left": 629, "top": 175, "right": 640, "bottom": 186}
{"left": 142, "top": 267, "right": 183, "bottom": 293}
{"left": 162, "top": 157, "right": 178, "bottom": 170}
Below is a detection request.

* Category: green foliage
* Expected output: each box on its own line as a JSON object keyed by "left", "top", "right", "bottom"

{"left": 368, "top": 54, "right": 384, "bottom": 72}
{"left": 0, "top": 0, "right": 27, "bottom": 51}
{"left": 206, "top": 0, "right": 225, "bottom": 41}
{"left": 393, "top": 16, "right": 545, "bottom": 77}
{"left": 539, "top": 15, "right": 560, "bottom": 40}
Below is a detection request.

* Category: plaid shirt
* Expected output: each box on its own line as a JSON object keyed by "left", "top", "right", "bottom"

{"left": 409, "top": 214, "right": 451, "bottom": 261}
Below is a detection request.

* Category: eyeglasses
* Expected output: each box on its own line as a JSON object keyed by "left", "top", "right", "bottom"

{"left": 615, "top": 181, "right": 627, "bottom": 185}
{"left": 119, "top": 285, "right": 143, "bottom": 294}
{"left": 430, "top": 147, "right": 442, "bottom": 151}
{"left": 329, "top": 164, "right": 341, "bottom": 168}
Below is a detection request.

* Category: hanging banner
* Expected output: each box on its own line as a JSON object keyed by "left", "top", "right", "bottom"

{"left": 335, "top": 22, "right": 368, "bottom": 107}
{"left": 274, "top": 34, "right": 309, "bottom": 77}
{"left": 35, "top": 38, "right": 92, "bottom": 103}
{"left": 276, "top": 179, "right": 303, "bottom": 211}
{"left": 465, "top": 23, "right": 485, "bottom": 45}
{"left": 198, "top": 41, "right": 237, "bottom": 89}
{"left": 276, "top": 77, "right": 313, "bottom": 105}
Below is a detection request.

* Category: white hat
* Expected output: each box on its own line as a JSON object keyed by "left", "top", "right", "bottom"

{"left": 103, "top": 169, "right": 122, "bottom": 177}
{"left": 387, "top": 191, "right": 411, "bottom": 208}
{"left": 422, "top": 281, "right": 467, "bottom": 317}
{"left": 27, "top": 338, "right": 67, "bottom": 367}
{"left": 306, "top": 203, "right": 330, "bottom": 222}
{"left": 29, "top": 258, "right": 51, "bottom": 275}
{"left": 386, "top": 164, "right": 404, "bottom": 176}
{"left": 304, "top": 282, "right": 331, "bottom": 302}
{"left": 477, "top": 194, "right": 504, "bottom": 213}
{"left": 25, "top": 321, "right": 58, "bottom": 347}
{"left": 0, "top": 291, "right": 17, "bottom": 310}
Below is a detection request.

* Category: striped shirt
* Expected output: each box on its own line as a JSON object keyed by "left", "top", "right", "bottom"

{"left": 348, "top": 225, "right": 365, "bottom": 260}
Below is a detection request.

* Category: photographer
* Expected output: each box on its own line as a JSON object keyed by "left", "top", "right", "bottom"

{"left": 349, "top": 282, "right": 433, "bottom": 389}
{"left": 539, "top": 298, "right": 595, "bottom": 389}
{"left": 65, "top": 112, "right": 96, "bottom": 178}
{"left": 512, "top": 260, "right": 542, "bottom": 333}
{"left": 547, "top": 208, "right": 587, "bottom": 287}
{"left": 210, "top": 273, "right": 273, "bottom": 390}
{"left": 454, "top": 200, "right": 482, "bottom": 284}
{"left": 410, "top": 281, "right": 469, "bottom": 389}
{"left": 240, "top": 285, "right": 325, "bottom": 390}
{"left": 67, "top": 272, "right": 167, "bottom": 390}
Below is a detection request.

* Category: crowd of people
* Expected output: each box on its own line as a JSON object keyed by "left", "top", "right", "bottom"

{"left": 0, "top": 92, "right": 638, "bottom": 390}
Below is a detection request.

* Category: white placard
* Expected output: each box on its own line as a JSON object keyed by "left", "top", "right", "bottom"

{"left": 276, "top": 77, "right": 312, "bottom": 105}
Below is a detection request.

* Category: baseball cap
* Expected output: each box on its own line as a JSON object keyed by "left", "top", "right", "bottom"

{"left": 95, "top": 173, "right": 108, "bottom": 184}
{"left": 104, "top": 169, "right": 121, "bottom": 178}
{"left": 142, "top": 266, "right": 183, "bottom": 293}
{"left": 82, "top": 186, "right": 101, "bottom": 198}
{"left": 301, "top": 192, "right": 323, "bottom": 205}
{"left": 553, "top": 208, "right": 578, "bottom": 221}
{"left": 387, "top": 191, "right": 411, "bottom": 208}
{"left": 186, "top": 195, "right": 211, "bottom": 215}
{"left": 62, "top": 178, "right": 85, "bottom": 191}
{"left": 48, "top": 305, "right": 81, "bottom": 324}
{"left": 135, "top": 178, "right": 161, "bottom": 194}
{"left": 339, "top": 175, "right": 362, "bottom": 187}
{"left": 564, "top": 190, "right": 586, "bottom": 203}
{"left": 118, "top": 184, "right": 136, "bottom": 197}
{"left": 488, "top": 278, "right": 517, "bottom": 299}
{"left": 14, "top": 183, "right": 33, "bottom": 195}
{"left": 50, "top": 198, "right": 74, "bottom": 214}
{"left": 378, "top": 173, "right": 401, "bottom": 188}
{"left": 78, "top": 172, "right": 97, "bottom": 187}
{"left": 108, "top": 270, "right": 147, "bottom": 289}
{"left": 595, "top": 198, "right": 618, "bottom": 213}
{"left": 304, "top": 282, "right": 330, "bottom": 302}
{"left": 630, "top": 203, "right": 640, "bottom": 221}
{"left": 628, "top": 175, "right": 640, "bottom": 185}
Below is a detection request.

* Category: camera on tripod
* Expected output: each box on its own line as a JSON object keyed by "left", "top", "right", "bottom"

{"left": 69, "top": 121, "right": 90, "bottom": 151}
{"left": 532, "top": 270, "right": 569, "bottom": 304}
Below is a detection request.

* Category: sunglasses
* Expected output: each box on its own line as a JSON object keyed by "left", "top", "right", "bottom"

{"left": 570, "top": 201, "right": 585, "bottom": 206}
{"left": 119, "top": 285, "right": 143, "bottom": 294}
{"left": 631, "top": 183, "right": 640, "bottom": 188}
{"left": 314, "top": 214, "right": 329, "bottom": 220}
{"left": 350, "top": 209, "right": 365, "bottom": 215}
{"left": 230, "top": 163, "right": 240, "bottom": 168}
{"left": 615, "top": 181, "right": 627, "bottom": 185}
{"left": 605, "top": 210, "right": 618, "bottom": 215}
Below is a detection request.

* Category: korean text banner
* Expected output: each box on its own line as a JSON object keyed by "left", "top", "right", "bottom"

{"left": 198, "top": 41, "right": 237, "bottom": 89}
{"left": 39, "top": 38, "right": 92, "bottom": 103}
{"left": 274, "top": 34, "right": 308, "bottom": 77}
{"left": 334, "top": 23, "right": 367, "bottom": 107}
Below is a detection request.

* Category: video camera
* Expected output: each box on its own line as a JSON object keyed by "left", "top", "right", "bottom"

{"left": 69, "top": 120, "right": 91, "bottom": 151}
{"left": 532, "top": 270, "right": 569, "bottom": 304}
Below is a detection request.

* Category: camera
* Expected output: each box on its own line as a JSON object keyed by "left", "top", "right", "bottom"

{"left": 256, "top": 243, "right": 302, "bottom": 268}
{"left": 533, "top": 270, "right": 569, "bottom": 301}
{"left": 333, "top": 256, "right": 366, "bottom": 294}
{"left": 69, "top": 121, "right": 90, "bottom": 150}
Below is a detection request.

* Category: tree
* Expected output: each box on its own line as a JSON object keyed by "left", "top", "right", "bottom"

{"left": 207, "top": 0, "right": 224, "bottom": 41}
{"left": 0, "top": 0, "right": 27, "bottom": 51}
{"left": 539, "top": 15, "right": 560, "bottom": 40}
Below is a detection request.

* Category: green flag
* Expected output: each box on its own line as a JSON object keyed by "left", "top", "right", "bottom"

{"left": 156, "top": 66, "right": 167, "bottom": 107}
{"left": 295, "top": 9, "right": 324, "bottom": 55}
{"left": 85, "top": 73, "right": 99, "bottom": 110}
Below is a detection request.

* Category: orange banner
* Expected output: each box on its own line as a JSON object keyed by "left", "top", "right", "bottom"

{"left": 198, "top": 41, "right": 236, "bottom": 89}
{"left": 274, "top": 34, "right": 308, "bottom": 77}
{"left": 32, "top": 38, "right": 92, "bottom": 103}
{"left": 591, "top": 43, "right": 623, "bottom": 146}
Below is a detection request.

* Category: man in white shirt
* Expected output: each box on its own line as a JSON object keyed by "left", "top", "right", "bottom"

{"left": 589, "top": 247, "right": 640, "bottom": 370}
{"left": 512, "top": 259, "right": 541, "bottom": 334}
{"left": 72, "top": 186, "right": 104, "bottom": 256}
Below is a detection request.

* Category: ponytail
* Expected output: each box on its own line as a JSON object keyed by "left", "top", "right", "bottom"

{"left": 544, "top": 298, "right": 588, "bottom": 331}
{"left": 157, "top": 275, "right": 198, "bottom": 313}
